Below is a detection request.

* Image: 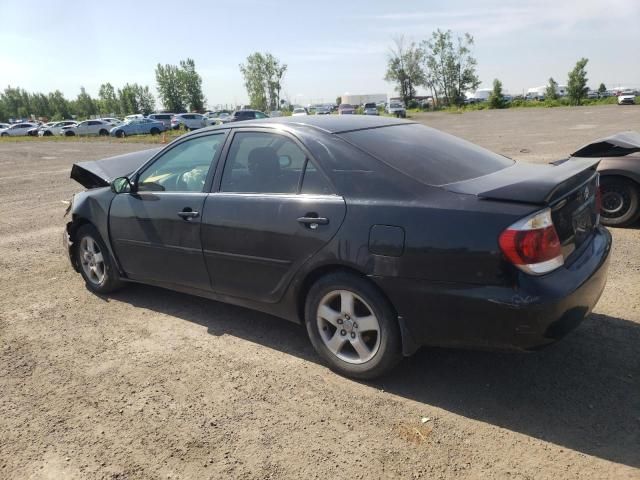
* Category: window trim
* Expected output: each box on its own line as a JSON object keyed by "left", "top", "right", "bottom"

{"left": 211, "top": 127, "right": 337, "bottom": 196}
{"left": 132, "top": 130, "right": 230, "bottom": 194}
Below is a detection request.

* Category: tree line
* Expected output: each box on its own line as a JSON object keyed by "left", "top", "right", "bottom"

{"left": 385, "top": 30, "right": 601, "bottom": 109}
{"left": 0, "top": 58, "right": 206, "bottom": 122}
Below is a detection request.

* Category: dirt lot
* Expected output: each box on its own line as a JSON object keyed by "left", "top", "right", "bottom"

{"left": 1, "top": 105, "right": 639, "bottom": 479}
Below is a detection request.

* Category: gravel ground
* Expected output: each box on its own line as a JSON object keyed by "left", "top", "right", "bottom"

{"left": 0, "top": 105, "right": 639, "bottom": 479}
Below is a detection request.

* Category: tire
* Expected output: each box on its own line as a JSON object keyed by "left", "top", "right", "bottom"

{"left": 150, "top": 127, "right": 159, "bottom": 135}
{"left": 305, "top": 272, "right": 402, "bottom": 379}
{"left": 1, "top": 132, "right": 7, "bottom": 137}
{"left": 74, "top": 224, "right": 124, "bottom": 294}
{"left": 599, "top": 177, "right": 640, "bottom": 227}
{"left": 44, "top": 131, "right": 52, "bottom": 136}
{"left": 116, "top": 130, "right": 126, "bottom": 138}
{"left": 65, "top": 131, "right": 75, "bottom": 136}
{"left": 99, "top": 129, "right": 109, "bottom": 136}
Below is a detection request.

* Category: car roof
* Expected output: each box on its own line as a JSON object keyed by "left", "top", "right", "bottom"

{"left": 198, "top": 115, "right": 412, "bottom": 135}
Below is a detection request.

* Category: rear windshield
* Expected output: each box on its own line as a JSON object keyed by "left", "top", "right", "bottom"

{"left": 339, "top": 123, "right": 514, "bottom": 186}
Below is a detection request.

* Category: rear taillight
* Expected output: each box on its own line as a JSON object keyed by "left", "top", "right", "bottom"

{"left": 499, "top": 208, "right": 564, "bottom": 275}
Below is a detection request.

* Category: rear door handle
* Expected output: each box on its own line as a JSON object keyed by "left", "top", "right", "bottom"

{"left": 178, "top": 210, "right": 199, "bottom": 220}
{"left": 297, "top": 216, "right": 329, "bottom": 229}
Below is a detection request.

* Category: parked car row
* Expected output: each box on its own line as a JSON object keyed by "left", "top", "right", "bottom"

{"left": 0, "top": 110, "right": 273, "bottom": 138}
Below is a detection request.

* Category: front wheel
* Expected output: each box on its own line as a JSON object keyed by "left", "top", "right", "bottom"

{"left": 99, "top": 129, "right": 109, "bottom": 136}
{"left": 305, "top": 272, "right": 402, "bottom": 379}
{"left": 115, "top": 130, "right": 126, "bottom": 138}
{"left": 74, "top": 224, "right": 124, "bottom": 294}
{"left": 599, "top": 177, "right": 640, "bottom": 227}
{"left": 150, "top": 127, "right": 159, "bottom": 135}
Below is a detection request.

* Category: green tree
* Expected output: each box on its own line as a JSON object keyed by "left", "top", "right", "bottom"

{"left": 545, "top": 77, "right": 559, "bottom": 100}
{"left": 48, "top": 90, "right": 72, "bottom": 120}
{"left": 118, "top": 84, "right": 140, "bottom": 115}
{"left": 384, "top": 36, "right": 426, "bottom": 106}
{"left": 567, "top": 58, "right": 589, "bottom": 105}
{"left": 488, "top": 79, "right": 506, "bottom": 109}
{"left": 336, "top": 96, "right": 342, "bottom": 106}
{"left": 74, "top": 87, "right": 97, "bottom": 119}
{"left": 423, "top": 30, "right": 480, "bottom": 106}
{"left": 136, "top": 85, "right": 156, "bottom": 115}
{"left": 30, "top": 93, "right": 51, "bottom": 118}
{"left": 178, "top": 58, "right": 205, "bottom": 112}
{"left": 155, "top": 63, "right": 186, "bottom": 113}
{"left": 239, "top": 52, "right": 288, "bottom": 112}
{"left": 98, "top": 83, "right": 120, "bottom": 115}
{"left": 598, "top": 82, "right": 607, "bottom": 94}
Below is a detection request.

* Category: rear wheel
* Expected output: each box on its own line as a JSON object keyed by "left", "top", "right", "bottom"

{"left": 116, "top": 130, "right": 126, "bottom": 138}
{"left": 65, "top": 131, "right": 75, "bottom": 136}
{"left": 599, "top": 177, "right": 640, "bottom": 227}
{"left": 305, "top": 272, "right": 402, "bottom": 379}
{"left": 43, "top": 131, "right": 52, "bottom": 136}
{"left": 99, "top": 129, "right": 109, "bottom": 136}
{"left": 150, "top": 127, "right": 160, "bottom": 135}
{"left": 75, "top": 224, "right": 124, "bottom": 294}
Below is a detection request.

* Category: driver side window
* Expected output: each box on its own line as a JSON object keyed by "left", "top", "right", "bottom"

{"left": 138, "top": 134, "right": 224, "bottom": 192}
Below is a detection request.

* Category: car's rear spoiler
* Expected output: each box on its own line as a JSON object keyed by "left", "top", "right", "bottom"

{"left": 70, "top": 148, "right": 161, "bottom": 189}
{"left": 445, "top": 158, "right": 600, "bottom": 205}
{"left": 570, "top": 131, "right": 640, "bottom": 158}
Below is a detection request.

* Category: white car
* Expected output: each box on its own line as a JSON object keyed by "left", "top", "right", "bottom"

{"left": 147, "top": 113, "right": 173, "bottom": 128}
{"left": 124, "top": 114, "right": 144, "bottom": 122}
{"left": 618, "top": 91, "right": 636, "bottom": 105}
{"left": 171, "top": 113, "right": 206, "bottom": 130}
{"left": 60, "top": 120, "right": 113, "bottom": 136}
{"left": 0, "top": 122, "right": 38, "bottom": 137}
{"left": 0, "top": 123, "right": 10, "bottom": 130}
{"left": 292, "top": 108, "right": 308, "bottom": 116}
{"left": 100, "top": 117, "right": 124, "bottom": 126}
{"left": 38, "top": 120, "right": 77, "bottom": 136}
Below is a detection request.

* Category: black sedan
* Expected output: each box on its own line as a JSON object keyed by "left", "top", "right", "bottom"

{"left": 65, "top": 116, "right": 611, "bottom": 379}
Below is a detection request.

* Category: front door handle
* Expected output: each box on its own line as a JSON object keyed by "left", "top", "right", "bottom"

{"left": 297, "top": 216, "right": 329, "bottom": 229}
{"left": 178, "top": 210, "right": 199, "bottom": 220}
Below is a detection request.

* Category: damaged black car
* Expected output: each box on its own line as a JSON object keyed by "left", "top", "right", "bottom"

{"left": 65, "top": 116, "right": 611, "bottom": 379}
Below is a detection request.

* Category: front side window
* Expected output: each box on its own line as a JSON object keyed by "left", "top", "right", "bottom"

{"left": 137, "top": 134, "right": 224, "bottom": 192}
{"left": 221, "top": 131, "right": 310, "bottom": 194}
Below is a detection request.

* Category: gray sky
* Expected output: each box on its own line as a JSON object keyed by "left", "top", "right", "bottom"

{"left": 1, "top": 0, "right": 639, "bottom": 107}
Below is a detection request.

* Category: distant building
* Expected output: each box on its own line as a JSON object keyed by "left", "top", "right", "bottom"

{"left": 527, "top": 84, "right": 568, "bottom": 99}
{"left": 341, "top": 93, "right": 387, "bottom": 105}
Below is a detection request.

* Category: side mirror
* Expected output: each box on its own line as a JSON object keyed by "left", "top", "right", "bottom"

{"left": 111, "top": 176, "right": 133, "bottom": 194}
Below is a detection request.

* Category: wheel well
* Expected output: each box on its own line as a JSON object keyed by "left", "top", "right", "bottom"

{"left": 296, "top": 264, "right": 398, "bottom": 324}
{"left": 599, "top": 173, "right": 640, "bottom": 188}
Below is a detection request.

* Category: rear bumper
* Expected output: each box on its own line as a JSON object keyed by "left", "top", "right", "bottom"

{"left": 374, "top": 226, "right": 612, "bottom": 353}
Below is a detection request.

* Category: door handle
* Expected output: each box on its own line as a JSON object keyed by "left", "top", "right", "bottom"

{"left": 177, "top": 210, "right": 199, "bottom": 220}
{"left": 297, "top": 216, "right": 329, "bottom": 229}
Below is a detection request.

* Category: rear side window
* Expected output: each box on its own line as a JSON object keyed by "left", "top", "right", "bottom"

{"left": 340, "top": 123, "right": 513, "bottom": 186}
{"left": 221, "top": 131, "right": 315, "bottom": 194}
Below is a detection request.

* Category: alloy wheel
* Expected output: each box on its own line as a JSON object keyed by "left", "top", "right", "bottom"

{"left": 79, "top": 236, "right": 106, "bottom": 286}
{"left": 316, "top": 290, "right": 381, "bottom": 364}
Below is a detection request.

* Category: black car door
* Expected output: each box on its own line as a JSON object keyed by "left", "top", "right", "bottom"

{"left": 201, "top": 129, "right": 346, "bottom": 303}
{"left": 109, "top": 132, "right": 227, "bottom": 290}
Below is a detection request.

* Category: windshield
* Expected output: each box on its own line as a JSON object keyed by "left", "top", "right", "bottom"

{"left": 390, "top": 103, "right": 403, "bottom": 108}
{"left": 340, "top": 123, "right": 514, "bottom": 186}
{"left": 339, "top": 104, "right": 353, "bottom": 109}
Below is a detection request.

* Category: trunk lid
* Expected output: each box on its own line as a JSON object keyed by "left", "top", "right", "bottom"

{"left": 445, "top": 159, "right": 601, "bottom": 263}
{"left": 70, "top": 148, "right": 161, "bottom": 189}
{"left": 570, "top": 131, "right": 640, "bottom": 158}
